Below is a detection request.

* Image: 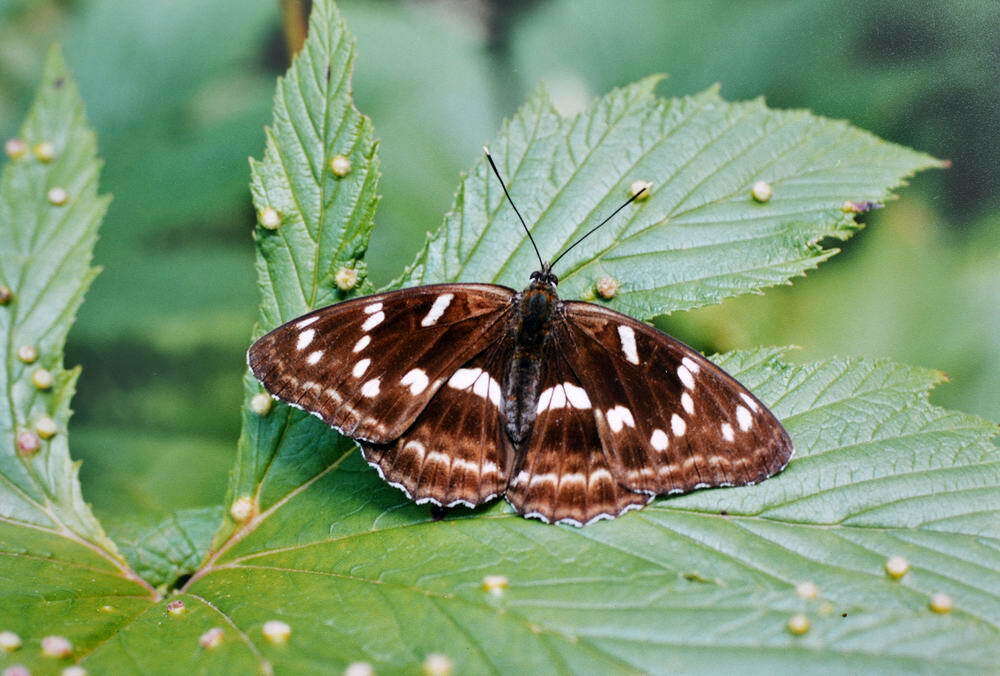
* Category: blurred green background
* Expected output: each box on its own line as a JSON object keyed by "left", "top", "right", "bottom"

{"left": 2, "top": 0, "right": 997, "bottom": 531}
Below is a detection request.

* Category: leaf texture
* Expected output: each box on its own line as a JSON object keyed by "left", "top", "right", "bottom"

{"left": 0, "top": 47, "right": 157, "bottom": 672}
{"left": 151, "top": 350, "right": 995, "bottom": 675}
{"left": 404, "top": 79, "right": 944, "bottom": 319}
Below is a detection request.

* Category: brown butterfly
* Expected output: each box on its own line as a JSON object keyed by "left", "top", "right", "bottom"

{"left": 248, "top": 149, "right": 793, "bottom": 526}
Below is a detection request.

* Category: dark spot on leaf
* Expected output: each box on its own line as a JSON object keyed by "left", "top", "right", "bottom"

{"left": 842, "top": 612, "right": 848, "bottom": 618}
{"left": 53, "top": 77, "right": 65, "bottom": 89}
{"left": 169, "top": 572, "right": 194, "bottom": 591}
{"left": 719, "top": 510, "right": 728, "bottom": 516}
{"left": 326, "top": 64, "right": 331, "bottom": 82}
{"left": 683, "top": 572, "right": 712, "bottom": 584}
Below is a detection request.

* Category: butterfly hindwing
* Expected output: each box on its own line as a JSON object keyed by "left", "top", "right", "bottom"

{"left": 360, "top": 340, "right": 516, "bottom": 508}
{"left": 247, "top": 283, "right": 515, "bottom": 442}
{"left": 505, "top": 343, "right": 651, "bottom": 525}
{"left": 559, "top": 301, "right": 793, "bottom": 495}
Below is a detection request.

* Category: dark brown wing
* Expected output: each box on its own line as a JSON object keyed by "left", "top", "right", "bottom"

{"left": 504, "top": 341, "right": 651, "bottom": 526}
{"left": 359, "top": 340, "right": 516, "bottom": 508}
{"left": 559, "top": 301, "right": 793, "bottom": 496}
{"left": 247, "top": 283, "right": 515, "bottom": 443}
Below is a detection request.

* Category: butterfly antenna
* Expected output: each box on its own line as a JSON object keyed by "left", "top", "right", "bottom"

{"left": 483, "top": 146, "right": 546, "bottom": 271}
{"left": 548, "top": 185, "right": 647, "bottom": 270}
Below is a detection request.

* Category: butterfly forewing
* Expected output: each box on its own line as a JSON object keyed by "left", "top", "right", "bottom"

{"left": 360, "top": 340, "right": 516, "bottom": 508}
{"left": 247, "top": 284, "right": 515, "bottom": 442}
{"left": 559, "top": 302, "right": 793, "bottom": 495}
{"left": 505, "top": 343, "right": 651, "bottom": 525}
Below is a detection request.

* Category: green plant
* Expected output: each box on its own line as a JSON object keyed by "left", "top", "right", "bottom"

{"left": 1, "top": 2, "right": 996, "bottom": 673}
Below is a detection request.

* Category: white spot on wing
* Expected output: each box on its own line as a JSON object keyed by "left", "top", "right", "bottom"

{"left": 296, "top": 328, "right": 315, "bottom": 351}
{"left": 740, "top": 392, "right": 760, "bottom": 412}
{"left": 362, "top": 311, "right": 385, "bottom": 331}
{"left": 352, "top": 358, "right": 371, "bottom": 377}
{"left": 421, "top": 293, "right": 454, "bottom": 327}
{"left": 589, "top": 468, "right": 613, "bottom": 484}
{"left": 681, "top": 392, "right": 695, "bottom": 414}
{"left": 401, "top": 368, "right": 429, "bottom": 395}
{"left": 363, "top": 302, "right": 382, "bottom": 314}
{"left": 536, "top": 386, "right": 554, "bottom": 414}
{"left": 306, "top": 350, "right": 323, "bottom": 365}
{"left": 617, "top": 325, "right": 640, "bottom": 365}
{"left": 448, "top": 367, "right": 480, "bottom": 390}
{"left": 296, "top": 316, "right": 319, "bottom": 328}
{"left": 737, "top": 405, "right": 753, "bottom": 431}
{"left": 721, "top": 422, "right": 735, "bottom": 442}
{"left": 361, "top": 378, "right": 381, "bottom": 397}
{"left": 682, "top": 356, "right": 700, "bottom": 373}
{"left": 563, "top": 382, "right": 591, "bottom": 409}
{"left": 449, "top": 367, "right": 500, "bottom": 406}
{"left": 651, "top": 428, "right": 669, "bottom": 451}
{"left": 677, "top": 365, "right": 695, "bottom": 390}
{"left": 472, "top": 370, "right": 502, "bottom": 406}
{"left": 671, "top": 413, "right": 686, "bottom": 437}
{"left": 353, "top": 335, "right": 370, "bottom": 353}
{"left": 607, "top": 405, "right": 635, "bottom": 433}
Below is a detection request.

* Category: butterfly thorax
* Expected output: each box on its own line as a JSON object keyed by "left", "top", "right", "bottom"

{"left": 502, "top": 276, "right": 560, "bottom": 444}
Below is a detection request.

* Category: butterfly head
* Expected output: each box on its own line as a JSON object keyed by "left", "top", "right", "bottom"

{"left": 529, "top": 266, "right": 558, "bottom": 290}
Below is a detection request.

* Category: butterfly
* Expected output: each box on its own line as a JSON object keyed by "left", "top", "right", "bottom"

{"left": 248, "top": 149, "right": 794, "bottom": 526}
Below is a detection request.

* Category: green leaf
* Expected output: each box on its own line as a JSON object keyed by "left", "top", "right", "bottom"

{"left": 404, "top": 79, "right": 944, "bottom": 319}
{"left": 0, "top": 46, "right": 156, "bottom": 669}
{"left": 134, "top": 3, "right": 990, "bottom": 673}
{"left": 161, "top": 350, "right": 994, "bottom": 674}
{"left": 109, "top": 507, "right": 222, "bottom": 591}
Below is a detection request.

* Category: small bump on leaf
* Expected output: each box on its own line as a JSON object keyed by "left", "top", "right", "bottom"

{"left": 166, "top": 600, "right": 186, "bottom": 616}
{"left": 3, "top": 665, "right": 30, "bottom": 676}
{"left": 47, "top": 187, "right": 69, "bottom": 206}
{"left": 230, "top": 496, "right": 255, "bottom": 522}
{"left": 786, "top": 614, "right": 810, "bottom": 635}
{"left": 62, "top": 667, "right": 87, "bottom": 676}
{"left": 422, "top": 654, "right": 453, "bottom": 676}
{"left": 0, "top": 285, "right": 12, "bottom": 305}
{"left": 16, "top": 430, "right": 40, "bottom": 455}
{"left": 841, "top": 200, "right": 882, "bottom": 213}
{"left": 4, "top": 138, "right": 27, "bottom": 159}
{"left": 34, "top": 416, "right": 58, "bottom": 439}
{"left": 250, "top": 393, "right": 273, "bottom": 416}
{"left": 41, "top": 635, "right": 72, "bottom": 659}
{"left": 885, "top": 555, "right": 909, "bottom": 580}
{"left": 929, "top": 593, "right": 953, "bottom": 614}
{"left": 198, "top": 627, "right": 224, "bottom": 649}
{"left": 334, "top": 266, "right": 359, "bottom": 291}
{"left": 751, "top": 180, "right": 773, "bottom": 203}
{"left": 31, "top": 368, "right": 54, "bottom": 390}
{"left": 329, "top": 154, "right": 352, "bottom": 177}
{"left": 795, "top": 581, "right": 819, "bottom": 600}
{"left": 16, "top": 345, "right": 38, "bottom": 363}
{"left": 259, "top": 207, "right": 282, "bottom": 230}
{"left": 628, "top": 179, "right": 652, "bottom": 200}
{"left": 262, "top": 620, "right": 292, "bottom": 644}
{"left": 595, "top": 275, "right": 619, "bottom": 299}
{"left": 481, "top": 574, "right": 509, "bottom": 595}
{"left": 33, "top": 140, "right": 56, "bottom": 162}
{"left": 0, "top": 631, "right": 22, "bottom": 652}
{"left": 344, "top": 663, "right": 374, "bottom": 676}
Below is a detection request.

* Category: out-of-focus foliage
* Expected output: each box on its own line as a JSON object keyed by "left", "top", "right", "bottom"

{"left": 0, "top": 0, "right": 994, "bottom": 533}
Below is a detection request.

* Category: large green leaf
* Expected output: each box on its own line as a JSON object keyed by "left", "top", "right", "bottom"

{"left": 151, "top": 351, "right": 992, "bottom": 674}
{"left": 404, "top": 78, "right": 942, "bottom": 320}
{"left": 133, "top": 3, "right": 990, "bottom": 673}
{"left": 2, "top": 3, "right": 995, "bottom": 675}
{"left": 0, "top": 47, "right": 157, "bottom": 670}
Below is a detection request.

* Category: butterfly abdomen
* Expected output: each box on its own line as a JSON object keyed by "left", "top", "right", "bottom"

{"left": 502, "top": 285, "right": 559, "bottom": 444}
